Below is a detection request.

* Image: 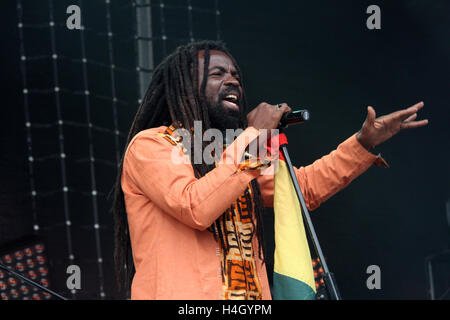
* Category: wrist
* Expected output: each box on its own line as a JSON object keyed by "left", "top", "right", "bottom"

{"left": 356, "top": 131, "right": 374, "bottom": 151}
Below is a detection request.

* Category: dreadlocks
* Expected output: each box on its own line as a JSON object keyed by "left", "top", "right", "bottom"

{"left": 110, "top": 40, "right": 266, "bottom": 298}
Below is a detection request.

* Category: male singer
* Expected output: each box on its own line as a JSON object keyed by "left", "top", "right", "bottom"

{"left": 111, "top": 41, "right": 428, "bottom": 299}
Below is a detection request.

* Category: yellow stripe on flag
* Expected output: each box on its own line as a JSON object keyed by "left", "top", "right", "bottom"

{"left": 273, "top": 159, "right": 316, "bottom": 298}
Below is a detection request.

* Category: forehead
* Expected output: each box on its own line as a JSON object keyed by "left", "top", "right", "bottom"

{"left": 198, "top": 49, "right": 236, "bottom": 70}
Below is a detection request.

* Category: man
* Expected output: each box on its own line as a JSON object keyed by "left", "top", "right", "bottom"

{"left": 110, "top": 40, "right": 428, "bottom": 300}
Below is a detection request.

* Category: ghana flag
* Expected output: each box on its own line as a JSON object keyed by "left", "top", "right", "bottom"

{"left": 271, "top": 133, "right": 316, "bottom": 300}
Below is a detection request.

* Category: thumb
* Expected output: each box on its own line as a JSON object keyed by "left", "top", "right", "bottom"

{"left": 366, "top": 106, "right": 376, "bottom": 125}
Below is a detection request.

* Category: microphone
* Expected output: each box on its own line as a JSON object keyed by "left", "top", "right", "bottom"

{"left": 279, "top": 109, "right": 310, "bottom": 128}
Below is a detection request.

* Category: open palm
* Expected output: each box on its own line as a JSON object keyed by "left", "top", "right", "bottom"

{"left": 356, "top": 101, "right": 428, "bottom": 151}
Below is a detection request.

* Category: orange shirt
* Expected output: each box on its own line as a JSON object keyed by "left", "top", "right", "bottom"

{"left": 121, "top": 126, "right": 381, "bottom": 299}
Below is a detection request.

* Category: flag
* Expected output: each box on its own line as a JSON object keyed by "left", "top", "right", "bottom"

{"left": 271, "top": 133, "right": 316, "bottom": 300}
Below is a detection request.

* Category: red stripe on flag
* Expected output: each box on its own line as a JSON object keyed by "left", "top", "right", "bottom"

{"left": 265, "top": 133, "right": 288, "bottom": 162}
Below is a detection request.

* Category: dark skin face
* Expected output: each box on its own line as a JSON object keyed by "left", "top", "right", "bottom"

{"left": 197, "top": 49, "right": 291, "bottom": 132}
{"left": 198, "top": 50, "right": 243, "bottom": 131}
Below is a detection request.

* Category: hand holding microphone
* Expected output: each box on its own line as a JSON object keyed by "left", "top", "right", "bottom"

{"left": 246, "top": 102, "right": 292, "bottom": 130}
{"left": 247, "top": 102, "right": 309, "bottom": 130}
{"left": 245, "top": 102, "right": 310, "bottom": 166}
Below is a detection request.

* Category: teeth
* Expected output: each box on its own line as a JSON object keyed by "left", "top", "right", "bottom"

{"left": 225, "top": 94, "right": 238, "bottom": 101}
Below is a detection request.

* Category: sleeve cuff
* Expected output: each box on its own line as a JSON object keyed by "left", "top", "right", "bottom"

{"left": 219, "top": 126, "right": 261, "bottom": 170}
{"left": 350, "top": 133, "right": 389, "bottom": 168}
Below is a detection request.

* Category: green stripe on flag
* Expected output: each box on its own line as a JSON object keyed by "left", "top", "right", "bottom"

{"left": 273, "top": 272, "right": 316, "bottom": 300}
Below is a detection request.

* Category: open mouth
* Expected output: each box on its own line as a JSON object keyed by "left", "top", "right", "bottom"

{"left": 222, "top": 94, "right": 239, "bottom": 111}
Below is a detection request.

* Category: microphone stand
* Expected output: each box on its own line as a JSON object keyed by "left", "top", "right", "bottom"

{"left": 0, "top": 263, "right": 68, "bottom": 300}
{"left": 278, "top": 127, "right": 341, "bottom": 300}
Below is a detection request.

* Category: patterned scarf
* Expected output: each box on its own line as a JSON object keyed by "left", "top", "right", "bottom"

{"left": 214, "top": 187, "right": 262, "bottom": 300}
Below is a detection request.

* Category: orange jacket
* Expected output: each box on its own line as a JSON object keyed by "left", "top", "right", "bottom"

{"left": 121, "top": 126, "right": 380, "bottom": 299}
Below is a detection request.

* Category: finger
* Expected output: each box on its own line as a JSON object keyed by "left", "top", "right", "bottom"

{"left": 392, "top": 101, "right": 424, "bottom": 121}
{"left": 269, "top": 103, "right": 282, "bottom": 110}
{"left": 271, "top": 102, "right": 287, "bottom": 108}
{"left": 400, "top": 119, "right": 429, "bottom": 130}
{"left": 276, "top": 103, "right": 290, "bottom": 111}
{"left": 279, "top": 105, "right": 292, "bottom": 115}
{"left": 366, "top": 106, "right": 376, "bottom": 125}
{"left": 408, "top": 101, "right": 425, "bottom": 111}
{"left": 403, "top": 113, "right": 417, "bottom": 122}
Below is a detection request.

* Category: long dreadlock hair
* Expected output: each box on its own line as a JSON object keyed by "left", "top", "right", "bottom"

{"left": 110, "top": 40, "right": 266, "bottom": 298}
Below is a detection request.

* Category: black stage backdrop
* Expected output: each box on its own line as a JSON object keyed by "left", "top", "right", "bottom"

{"left": 1, "top": 0, "right": 449, "bottom": 299}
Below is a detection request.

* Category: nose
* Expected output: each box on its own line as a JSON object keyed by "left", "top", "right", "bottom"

{"left": 224, "top": 73, "right": 240, "bottom": 88}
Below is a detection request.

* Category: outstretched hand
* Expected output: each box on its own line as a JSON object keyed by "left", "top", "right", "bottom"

{"left": 356, "top": 101, "right": 429, "bottom": 151}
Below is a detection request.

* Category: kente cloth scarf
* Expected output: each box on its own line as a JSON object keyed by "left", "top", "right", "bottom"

{"left": 213, "top": 187, "right": 263, "bottom": 300}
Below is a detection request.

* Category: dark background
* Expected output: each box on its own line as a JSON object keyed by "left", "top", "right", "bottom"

{"left": 1, "top": 0, "right": 449, "bottom": 299}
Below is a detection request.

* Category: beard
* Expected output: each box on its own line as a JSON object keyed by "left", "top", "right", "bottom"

{"left": 206, "top": 97, "right": 242, "bottom": 133}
